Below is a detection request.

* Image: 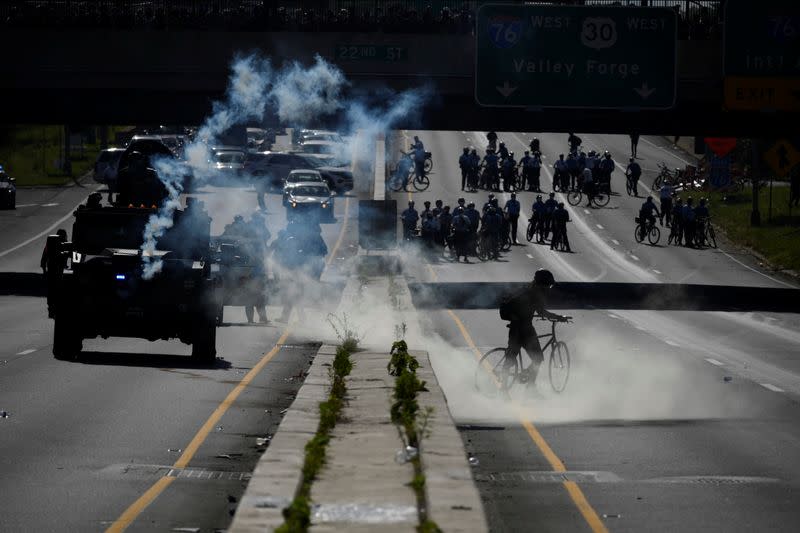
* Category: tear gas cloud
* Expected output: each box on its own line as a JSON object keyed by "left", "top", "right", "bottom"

{"left": 141, "top": 52, "right": 428, "bottom": 277}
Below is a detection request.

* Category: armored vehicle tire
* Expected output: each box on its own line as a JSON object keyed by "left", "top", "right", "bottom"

{"left": 53, "top": 315, "right": 82, "bottom": 360}
{"left": 192, "top": 320, "right": 217, "bottom": 364}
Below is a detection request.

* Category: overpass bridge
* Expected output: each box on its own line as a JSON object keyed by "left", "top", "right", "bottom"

{"left": 0, "top": 26, "right": 793, "bottom": 135}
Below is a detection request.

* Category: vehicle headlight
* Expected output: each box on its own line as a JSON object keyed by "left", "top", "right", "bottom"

{"left": 291, "top": 202, "right": 297, "bottom": 208}
{"left": 321, "top": 202, "right": 328, "bottom": 208}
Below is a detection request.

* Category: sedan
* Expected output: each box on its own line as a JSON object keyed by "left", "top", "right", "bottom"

{"left": 245, "top": 152, "right": 353, "bottom": 193}
{"left": 284, "top": 182, "right": 335, "bottom": 223}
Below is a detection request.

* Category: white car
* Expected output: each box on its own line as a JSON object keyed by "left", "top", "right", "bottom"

{"left": 283, "top": 181, "right": 335, "bottom": 223}
{"left": 283, "top": 169, "right": 326, "bottom": 189}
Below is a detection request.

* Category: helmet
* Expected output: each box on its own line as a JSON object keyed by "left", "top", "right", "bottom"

{"left": 510, "top": 192, "right": 516, "bottom": 198}
{"left": 471, "top": 148, "right": 477, "bottom": 154}
{"left": 488, "top": 193, "right": 495, "bottom": 199}
{"left": 629, "top": 157, "right": 634, "bottom": 162}
{"left": 458, "top": 197, "right": 465, "bottom": 204}
{"left": 604, "top": 150, "right": 610, "bottom": 156}
{"left": 559, "top": 154, "right": 564, "bottom": 158}
{"left": 536, "top": 195, "right": 542, "bottom": 200}
{"left": 467, "top": 202, "right": 475, "bottom": 208}
{"left": 549, "top": 192, "right": 555, "bottom": 198}
{"left": 499, "top": 141, "right": 505, "bottom": 147}
{"left": 234, "top": 215, "right": 244, "bottom": 222}
{"left": 558, "top": 202, "right": 564, "bottom": 208}
{"left": 509, "top": 152, "right": 514, "bottom": 157}
{"left": 408, "top": 201, "right": 415, "bottom": 206}
{"left": 647, "top": 196, "right": 653, "bottom": 202}
{"left": 524, "top": 150, "right": 530, "bottom": 155}
{"left": 463, "top": 147, "right": 469, "bottom": 153}
{"left": 533, "top": 269, "right": 555, "bottom": 288}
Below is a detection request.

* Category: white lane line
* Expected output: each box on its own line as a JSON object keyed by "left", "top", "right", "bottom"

{"left": 653, "top": 269, "right": 662, "bottom": 274}
{"left": 16, "top": 348, "right": 37, "bottom": 355}
{"left": 526, "top": 254, "right": 534, "bottom": 259}
{"left": 15, "top": 203, "right": 37, "bottom": 208}
{"left": 0, "top": 187, "right": 99, "bottom": 259}
{"left": 583, "top": 209, "right": 590, "bottom": 214}
{"left": 760, "top": 383, "right": 785, "bottom": 393}
{"left": 705, "top": 358, "right": 725, "bottom": 366}
{"left": 640, "top": 136, "right": 692, "bottom": 166}
{"left": 596, "top": 224, "right": 604, "bottom": 230}
{"left": 630, "top": 254, "right": 640, "bottom": 261}
{"left": 664, "top": 339, "right": 681, "bottom": 347}
{"left": 611, "top": 239, "right": 620, "bottom": 245}
{"left": 718, "top": 249, "right": 796, "bottom": 289}
{"left": 41, "top": 203, "right": 59, "bottom": 207}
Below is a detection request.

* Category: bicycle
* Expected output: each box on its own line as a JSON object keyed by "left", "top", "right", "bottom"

{"left": 476, "top": 231, "right": 499, "bottom": 261}
{"left": 634, "top": 216, "right": 661, "bottom": 245}
{"left": 475, "top": 317, "right": 572, "bottom": 396}
{"left": 652, "top": 162, "right": 673, "bottom": 191}
{"left": 567, "top": 187, "right": 610, "bottom": 208}
{"left": 388, "top": 167, "right": 430, "bottom": 192}
{"left": 625, "top": 173, "right": 640, "bottom": 196}
{"left": 695, "top": 217, "right": 717, "bottom": 248}
{"left": 526, "top": 216, "right": 545, "bottom": 244}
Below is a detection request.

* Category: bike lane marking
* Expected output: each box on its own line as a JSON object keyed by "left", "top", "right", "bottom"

{"left": 105, "top": 329, "right": 292, "bottom": 533}
{"left": 760, "top": 383, "right": 785, "bottom": 393}
{"left": 444, "top": 307, "right": 609, "bottom": 533}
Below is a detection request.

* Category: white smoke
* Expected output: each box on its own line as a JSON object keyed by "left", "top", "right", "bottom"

{"left": 140, "top": 52, "right": 431, "bottom": 278}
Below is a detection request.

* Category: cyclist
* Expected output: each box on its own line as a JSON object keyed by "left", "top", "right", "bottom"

{"left": 438, "top": 205, "right": 453, "bottom": 248}
{"left": 458, "top": 147, "right": 471, "bottom": 191}
{"left": 694, "top": 198, "right": 710, "bottom": 246}
{"left": 400, "top": 201, "right": 419, "bottom": 241}
{"left": 518, "top": 151, "right": 532, "bottom": 191}
{"left": 451, "top": 206, "right": 471, "bottom": 262}
{"left": 468, "top": 148, "right": 480, "bottom": 191}
{"left": 551, "top": 202, "right": 571, "bottom": 252}
{"left": 481, "top": 206, "right": 502, "bottom": 259}
{"left": 393, "top": 153, "right": 414, "bottom": 190}
{"left": 411, "top": 135, "right": 424, "bottom": 151}
{"left": 659, "top": 180, "right": 674, "bottom": 226}
{"left": 498, "top": 141, "right": 510, "bottom": 161}
{"left": 482, "top": 149, "right": 499, "bottom": 190}
{"left": 544, "top": 192, "right": 558, "bottom": 239}
{"left": 420, "top": 200, "right": 433, "bottom": 220}
{"left": 566, "top": 153, "right": 579, "bottom": 190}
{"left": 482, "top": 193, "right": 496, "bottom": 214}
{"left": 529, "top": 151, "right": 543, "bottom": 191}
{"left": 639, "top": 196, "right": 662, "bottom": 230}
{"left": 529, "top": 137, "right": 540, "bottom": 154}
{"left": 567, "top": 132, "right": 582, "bottom": 154}
{"left": 554, "top": 154, "right": 568, "bottom": 191}
{"left": 626, "top": 157, "right": 642, "bottom": 197}
{"left": 465, "top": 201, "right": 481, "bottom": 254}
{"left": 504, "top": 192, "right": 521, "bottom": 245}
{"left": 598, "top": 151, "right": 615, "bottom": 193}
{"left": 412, "top": 137, "right": 426, "bottom": 179}
{"left": 530, "top": 195, "right": 546, "bottom": 243}
{"left": 499, "top": 269, "right": 570, "bottom": 385}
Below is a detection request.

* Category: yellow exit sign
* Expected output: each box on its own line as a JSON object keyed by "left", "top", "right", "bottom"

{"left": 724, "top": 77, "right": 800, "bottom": 111}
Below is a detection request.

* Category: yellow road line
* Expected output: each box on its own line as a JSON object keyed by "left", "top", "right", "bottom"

{"left": 105, "top": 329, "right": 292, "bottom": 533}
{"left": 326, "top": 196, "right": 350, "bottom": 267}
{"left": 445, "top": 309, "right": 608, "bottom": 533}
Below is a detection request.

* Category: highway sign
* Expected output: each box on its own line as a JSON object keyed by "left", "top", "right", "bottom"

{"left": 475, "top": 4, "right": 676, "bottom": 109}
{"left": 724, "top": 76, "right": 800, "bottom": 111}
{"left": 764, "top": 139, "right": 800, "bottom": 177}
{"left": 724, "top": 0, "right": 800, "bottom": 77}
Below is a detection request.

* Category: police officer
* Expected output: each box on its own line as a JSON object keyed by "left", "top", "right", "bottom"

{"left": 458, "top": 147, "right": 470, "bottom": 190}
{"left": 504, "top": 192, "right": 521, "bottom": 245}
{"left": 518, "top": 151, "right": 532, "bottom": 192}
{"left": 400, "top": 201, "right": 419, "bottom": 241}
{"left": 551, "top": 202, "right": 571, "bottom": 252}
{"left": 501, "top": 151, "right": 516, "bottom": 192}
{"left": 626, "top": 157, "right": 642, "bottom": 197}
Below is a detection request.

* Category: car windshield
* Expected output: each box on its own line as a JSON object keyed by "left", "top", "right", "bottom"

{"left": 298, "top": 154, "right": 329, "bottom": 168}
{"left": 291, "top": 186, "right": 329, "bottom": 197}
{"left": 287, "top": 172, "right": 322, "bottom": 183}
{"left": 215, "top": 151, "right": 245, "bottom": 164}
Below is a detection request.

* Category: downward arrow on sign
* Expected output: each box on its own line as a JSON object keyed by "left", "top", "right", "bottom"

{"left": 634, "top": 82, "right": 656, "bottom": 100}
{"left": 496, "top": 81, "right": 518, "bottom": 98}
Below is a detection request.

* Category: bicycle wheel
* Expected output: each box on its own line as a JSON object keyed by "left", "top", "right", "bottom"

{"left": 413, "top": 174, "right": 430, "bottom": 192}
{"left": 477, "top": 236, "right": 489, "bottom": 261}
{"left": 592, "top": 192, "right": 610, "bottom": 207}
{"left": 625, "top": 177, "right": 633, "bottom": 196}
{"left": 548, "top": 341, "right": 570, "bottom": 393}
{"left": 647, "top": 225, "right": 661, "bottom": 245}
{"left": 706, "top": 225, "right": 717, "bottom": 248}
{"left": 567, "top": 190, "right": 582, "bottom": 206}
{"left": 475, "top": 348, "right": 517, "bottom": 397}
{"left": 424, "top": 157, "right": 433, "bottom": 173}
{"left": 388, "top": 174, "right": 405, "bottom": 192}
{"left": 526, "top": 221, "right": 535, "bottom": 242}
{"left": 652, "top": 174, "right": 663, "bottom": 190}
{"left": 634, "top": 224, "right": 645, "bottom": 243}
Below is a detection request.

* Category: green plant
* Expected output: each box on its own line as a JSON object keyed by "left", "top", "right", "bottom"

{"left": 327, "top": 313, "right": 361, "bottom": 352}
{"left": 387, "top": 340, "right": 418, "bottom": 376}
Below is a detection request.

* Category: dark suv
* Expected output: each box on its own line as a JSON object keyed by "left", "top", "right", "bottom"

{"left": 244, "top": 152, "right": 353, "bottom": 193}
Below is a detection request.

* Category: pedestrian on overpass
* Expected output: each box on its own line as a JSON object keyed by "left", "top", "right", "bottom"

{"left": 630, "top": 132, "right": 640, "bottom": 158}
{"left": 504, "top": 192, "right": 521, "bottom": 245}
{"left": 459, "top": 147, "right": 470, "bottom": 190}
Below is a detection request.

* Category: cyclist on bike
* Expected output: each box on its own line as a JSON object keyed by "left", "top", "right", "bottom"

{"left": 498, "top": 141, "right": 510, "bottom": 162}
{"left": 626, "top": 157, "right": 642, "bottom": 197}
{"left": 668, "top": 197, "right": 684, "bottom": 245}
{"left": 499, "top": 269, "right": 570, "bottom": 385}
{"left": 459, "top": 147, "right": 471, "bottom": 191}
{"left": 598, "top": 151, "right": 615, "bottom": 193}
{"left": 482, "top": 193, "right": 496, "bottom": 214}
{"left": 393, "top": 153, "right": 414, "bottom": 190}
{"left": 400, "top": 201, "right": 419, "bottom": 241}
{"left": 529, "top": 151, "right": 543, "bottom": 191}
{"left": 639, "top": 196, "right": 662, "bottom": 229}
{"left": 482, "top": 149, "right": 499, "bottom": 190}
{"left": 551, "top": 202, "right": 572, "bottom": 252}
{"left": 411, "top": 135, "right": 424, "bottom": 151}
{"left": 452, "top": 206, "right": 471, "bottom": 262}
{"left": 412, "top": 136, "right": 426, "bottom": 179}
{"left": 694, "top": 198, "right": 710, "bottom": 246}
{"left": 566, "top": 153, "right": 579, "bottom": 190}
{"left": 544, "top": 192, "right": 558, "bottom": 239}
{"left": 659, "top": 180, "right": 674, "bottom": 226}
{"left": 530, "top": 195, "right": 547, "bottom": 243}
{"left": 582, "top": 166, "right": 595, "bottom": 207}
{"left": 481, "top": 206, "right": 503, "bottom": 259}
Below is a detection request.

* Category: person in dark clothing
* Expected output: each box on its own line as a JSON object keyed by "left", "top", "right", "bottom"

{"left": 42, "top": 228, "right": 68, "bottom": 319}
{"left": 567, "top": 132, "right": 582, "bottom": 154}
{"left": 499, "top": 269, "right": 569, "bottom": 386}
{"left": 400, "top": 201, "right": 419, "bottom": 240}
{"left": 458, "top": 147, "right": 470, "bottom": 190}
{"left": 551, "top": 203, "right": 571, "bottom": 252}
{"left": 504, "top": 193, "right": 521, "bottom": 244}
{"left": 630, "top": 133, "right": 640, "bottom": 158}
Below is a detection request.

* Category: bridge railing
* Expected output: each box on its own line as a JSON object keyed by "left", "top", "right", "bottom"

{"left": 1, "top": 1, "right": 722, "bottom": 38}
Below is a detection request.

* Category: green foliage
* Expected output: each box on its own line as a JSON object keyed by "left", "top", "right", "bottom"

{"left": 276, "top": 494, "right": 310, "bottom": 533}
{"left": 333, "top": 346, "right": 354, "bottom": 378}
{"left": 387, "top": 340, "right": 418, "bottom": 376}
{"left": 418, "top": 519, "right": 443, "bottom": 533}
{"left": 327, "top": 313, "right": 361, "bottom": 352}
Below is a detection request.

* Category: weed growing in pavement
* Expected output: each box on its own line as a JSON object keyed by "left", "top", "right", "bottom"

{"left": 277, "top": 342, "right": 354, "bottom": 533}
{"left": 386, "top": 339, "right": 440, "bottom": 533}
{"left": 326, "top": 313, "right": 361, "bottom": 352}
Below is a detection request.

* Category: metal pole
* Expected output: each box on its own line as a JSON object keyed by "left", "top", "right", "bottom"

{"left": 769, "top": 177, "right": 773, "bottom": 222}
{"left": 751, "top": 139, "right": 761, "bottom": 226}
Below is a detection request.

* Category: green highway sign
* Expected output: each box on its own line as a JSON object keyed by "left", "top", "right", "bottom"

{"left": 724, "top": 0, "right": 799, "bottom": 76}
{"left": 475, "top": 4, "right": 676, "bottom": 109}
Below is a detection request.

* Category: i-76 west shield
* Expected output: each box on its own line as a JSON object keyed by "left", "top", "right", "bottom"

{"left": 475, "top": 4, "right": 677, "bottom": 109}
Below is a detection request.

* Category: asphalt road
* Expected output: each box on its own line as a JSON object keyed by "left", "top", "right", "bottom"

{"left": 389, "top": 130, "right": 800, "bottom": 532}
{"left": 0, "top": 178, "right": 355, "bottom": 532}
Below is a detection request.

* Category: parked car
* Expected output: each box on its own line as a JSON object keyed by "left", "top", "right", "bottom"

{"left": 284, "top": 182, "right": 335, "bottom": 223}
{"left": 244, "top": 152, "right": 353, "bottom": 193}
{"left": 209, "top": 147, "right": 246, "bottom": 180}
{"left": 0, "top": 167, "right": 16, "bottom": 209}
{"left": 93, "top": 148, "right": 125, "bottom": 189}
